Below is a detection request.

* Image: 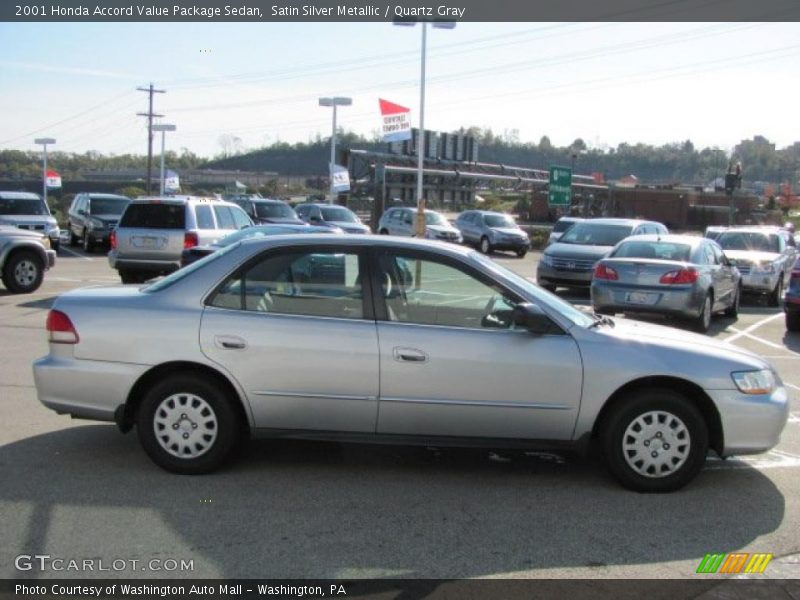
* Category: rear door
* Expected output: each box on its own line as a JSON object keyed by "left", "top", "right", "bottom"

{"left": 115, "top": 202, "right": 186, "bottom": 260}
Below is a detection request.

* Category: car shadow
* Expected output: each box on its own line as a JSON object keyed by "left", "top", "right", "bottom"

{"left": 782, "top": 330, "right": 800, "bottom": 352}
{"left": 0, "top": 425, "right": 785, "bottom": 579}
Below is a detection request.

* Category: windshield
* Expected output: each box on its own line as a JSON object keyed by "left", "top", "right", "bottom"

{"left": 560, "top": 222, "right": 633, "bottom": 246}
{"left": 320, "top": 206, "right": 358, "bottom": 223}
{"left": 717, "top": 232, "right": 779, "bottom": 253}
{"left": 142, "top": 243, "right": 239, "bottom": 293}
{"left": 255, "top": 202, "right": 296, "bottom": 220}
{"left": 484, "top": 214, "right": 516, "bottom": 228}
{"left": 470, "top": 252, "right": 595, "bottom": 328}
{"left": 0, "top": 197, "right": 49, "bottom": 216}
{"left": 554, "top": 219, "right": 579, "bottom": 233}
{"left": 425, "top": 212, "right": 448, "bottom": 226}
{"left": 612, "top": 240, "right": 692, "bottom": 262}
{"left": 90, "top": 197, "right": 129, "bottom": 215}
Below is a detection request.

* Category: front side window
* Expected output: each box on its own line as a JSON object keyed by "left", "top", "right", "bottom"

{"left": 484, "top": 214, "right": 516, "bottom": 228}
{"left": 320, "top": 206, "right": 358, "bottom": 223}
{"left": 376, "top": 252, "right": 518, "bottom": 329}
{"left": 255, "top": 202, "right": 295, "bottom": 220}
{"left": 209, "top": 250, "right": 363, "bottom": 319}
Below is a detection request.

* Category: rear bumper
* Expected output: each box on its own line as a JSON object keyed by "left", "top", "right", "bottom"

{"left": 740, "top": 272, "right": 779, "bottom": 293}
{"left": 708, "top": 385, "right": 789, "bottom": 456}
{"left": 591, "top": 283, "right": 704, "bottom": 318}
{"left": 33, "top": 354, "right": 149, "bottom": 422}
{"left": 537, "top": 263, "right": 593, "bottom": 287}
{"left": 108, "top": 253, "right": 181, "bottom": 274}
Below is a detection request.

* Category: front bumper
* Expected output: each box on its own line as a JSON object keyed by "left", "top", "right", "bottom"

{"left": 33, "top": 353, "right": 149, "bottom": 422}
{"left": 537, "top": 263, "right": 593, "bottom": 287}
{"left": 490, "top": 238, "right": 530, "bottom": 251}
{"left": 45, "top": 249, "right": 56, "bottom": 269}
{"left": 591, "top": 282, "right": 705, "bottom": 319}
{"left": 708, "top": 385, "right": 789, "bottom": 456}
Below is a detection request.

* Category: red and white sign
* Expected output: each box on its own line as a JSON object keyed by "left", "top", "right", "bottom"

{"left": 379, "top": 98, "right": 412, "bottom": 142}
{"left": 45, "top": 170, "right": 62, "bottom": 189}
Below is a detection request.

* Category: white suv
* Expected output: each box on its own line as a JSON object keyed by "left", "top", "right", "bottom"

{"left": 109, "top": 196, "right": 252, "bottom": 283}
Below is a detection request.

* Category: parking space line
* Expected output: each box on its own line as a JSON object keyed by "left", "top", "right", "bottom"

{"left": 724, "top": 312, "right": 784, "bottom": 344}
{"left": 726, "top": 327, "right": 799, "bottom": 354}
{"left": 58, "top": 247, "right": 93, "bottom": 261}
{"left": 786, "top": 383, "right": 800, "bottom": 392}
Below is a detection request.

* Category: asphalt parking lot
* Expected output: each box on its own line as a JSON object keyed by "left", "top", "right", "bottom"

{"left": 1, "top": 244, "right": 798, "bottom": 580}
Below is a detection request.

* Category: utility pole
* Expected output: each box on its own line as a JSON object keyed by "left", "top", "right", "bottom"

{"left": 137, "top": 83, "right": 165, "bottom": 195}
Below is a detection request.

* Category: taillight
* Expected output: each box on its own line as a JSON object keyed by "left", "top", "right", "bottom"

{"left": 184, "top": 232, "right": 198, "bottom": 249}
{"left": 46, "top": 310, "right": 79, "bottom": 344}
{"left": 109, "top": 230, "right": 117, "bottom": 249}
{"left": 593, "top": 263, "right": 618, "bottom": 281}
{"left": 660, "top": 268, "right": 699, "bottom": 284}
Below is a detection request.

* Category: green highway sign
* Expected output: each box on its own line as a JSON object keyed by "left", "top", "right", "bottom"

{"left": 549, "top": 166, "right": 572, "bottom": 207}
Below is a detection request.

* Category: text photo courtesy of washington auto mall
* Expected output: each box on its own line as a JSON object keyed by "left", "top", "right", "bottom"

{"left": 2, "top": 1, "right": 800, "bottom": 599}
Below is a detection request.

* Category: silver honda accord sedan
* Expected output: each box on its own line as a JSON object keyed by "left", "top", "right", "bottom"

{"left": 33, "top": 236, "right": 788, "bottom": 492}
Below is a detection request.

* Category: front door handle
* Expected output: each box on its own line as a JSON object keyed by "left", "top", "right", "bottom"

{"left": 393, "top": 347, "right": 428, "bottom": 363}
{"left": 215, "top": 335, "right": 247, "bottom": 350}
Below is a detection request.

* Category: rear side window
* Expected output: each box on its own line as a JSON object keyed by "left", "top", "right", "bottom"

{"left": 213, "top": 205, "right": 237, "bottom": 229}
{"left": 119, "top": 203, "right": 185, "bottom": 229}
{"left": 230, "top": 206, "right": 252, "bottom": 229}
{"left": 195, "top": 205, "right": 215, "bottom": 229}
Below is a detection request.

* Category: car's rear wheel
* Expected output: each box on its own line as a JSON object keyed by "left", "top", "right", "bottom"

{"left": 691, "top": 292, "right": 712, "bottom": 333}
{"left": 787, "top": 311, "right": 800, "bottom": 332}
{"left": 724, "top": 284, "right": 741, "bottom": 318}
{"left": 2, "top": 250, "right": 44, "bottom": 294}
{"left": 516, "top": 248, "right": 528, "bottom": 258}
{"left": 480, "top": 237, "right": 492, "bottom": 254}
{"left": 600, "top": 388, "right": 708, "bottom": 492}
{"left": 379, "top": 229, "right": 389, "bottom": 235}
{"left": 768, "top": 276, "right": 783, "bottom": 307}
{"left": 136, "top": 374, "right": 242, "bottom": 474}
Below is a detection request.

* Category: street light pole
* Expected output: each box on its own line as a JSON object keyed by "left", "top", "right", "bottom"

{"left": 152, "top": 124, "right": 176, "bottom": 195}
{"left": 319, "top": 96, "right": 352, "bottom": 204}
{"left": 34, "top": 138, "right": 56, "bottom": 206}
{"left": 394, "top": 19, "right": 455, "bottom": 237}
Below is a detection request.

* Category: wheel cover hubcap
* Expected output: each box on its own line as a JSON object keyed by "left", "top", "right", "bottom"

{"left": 702, "top": 298, "right": 711, "bottom": 328}
{"left": 153, "top": 393, "right": 218, "bottom": 459}
{"left": 622, "top": 410, "right": 691, "bottom": 478}
{"left": 14, "top": 260, "right": 37, "bottom": 286}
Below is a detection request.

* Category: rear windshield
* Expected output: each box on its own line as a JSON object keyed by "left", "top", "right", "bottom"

{"left": 612, "top": 240, "right": 692, "bottom": 262}
{"left": 119, "top": 203, "right": 185, "bottom": 229}
{"left": 90, "top": 197, "right": 129, "bottom": 215}
{"left": 0, "top": 197, "right": 49, "bottom": 216}
{"left": 717, "top": 232, "right": 779, "bottom": 253}
{"left": 255, "top": 203, "right": 296, "bottom": 219}
{"left": 560, "top": 223, "right": 633, "bottom": 246}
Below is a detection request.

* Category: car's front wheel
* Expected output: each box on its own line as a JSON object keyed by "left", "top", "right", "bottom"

{"left": 724, "top": 284, "right": 741, "bottom": 318}
{"left": 516, "top": 248, "right": 528, "bottom": 258}
{"left": 479, "top": 236, "right": 492, "bottom": 254}
{"left": 768, "top": 276, "right": 783, "bottom": 307}
{"left": 136, "top": 374, "right": 242, "bottom": 474}
{"left": 2, "top": 250, "right": 44, "bottom": 294}
{"left": 600, "top": 388, "right": 708, "bottom": 492}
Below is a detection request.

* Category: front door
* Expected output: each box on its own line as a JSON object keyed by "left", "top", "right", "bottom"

{"left": 371, "top": 250, "right": 583, "bottom": 441}
{"left": 200, "top": 246, "right": 379, "bottom": 432}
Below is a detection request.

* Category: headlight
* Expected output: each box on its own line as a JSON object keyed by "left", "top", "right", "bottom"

{"left": 540, "top": 254, "right": 554, "bottom": 267}
{"left": 731, "top": 369, "right": 776, "bottom": 395}
{"left": 41, "top": 235, "right": 51, "bottom": 249}
{"left": 753, "top": 263, "right": 776, "bottom": 274}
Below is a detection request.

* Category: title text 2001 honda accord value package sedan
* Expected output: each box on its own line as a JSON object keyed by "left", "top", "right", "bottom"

{"left": 33, "top": 236, "right": 788, "bottom": 492}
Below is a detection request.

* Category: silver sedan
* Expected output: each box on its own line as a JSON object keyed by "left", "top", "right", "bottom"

{"left": 591, "top": 234, "right": 741, "bottom": 332}
{"left": 33, "top": 236, "right": 787, "bottom": 492}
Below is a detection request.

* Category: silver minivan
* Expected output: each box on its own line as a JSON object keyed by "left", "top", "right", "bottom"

{"left": 377, "top": 207, "right": 462, "bottom": 243}
{"left": 109, "top": 196, "right": 252, "bottom": 283}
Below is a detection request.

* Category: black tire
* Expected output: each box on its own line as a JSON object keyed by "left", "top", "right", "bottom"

{"left": 540, "top": 283, "right": 557, "bottom": 293}
{"left": 595, "top": 307, "right": 615, "bottom": 316}
{"left": 82, "top": 230, "right": 94, "bottom": 253}
{"left": 787, "top": 311, "right": 800, "bottom": 332}
{"left": 2, "top": 250, "right": 44, "bottom": 294}
{"left": 379, "top": 229, "right": 389, "bottom": 235}
{"left": 52, "top": 240, "right": 60, "bottom": 253}
{"left": 69, "top": 225, "right": 79, "bottom": 246}
{"left": 691, "top": 292, "right": 712, "bottom": 333}
{"left": 516, "top": 248, "right": 528, "bottom": 258}
{"left": 479, "top": 236, "right": 492, "bottom": 254}
{"left": 136, "top": 374, "right": 242, "bottom": 474}
{"left": 768, "top": 276, "right": 783, "bottom": 308}
{"left": 600, "top": 388, "right": 708, "bottom": 492}
{"left": 724, "top": 284, "right": 741, "bottom": 318}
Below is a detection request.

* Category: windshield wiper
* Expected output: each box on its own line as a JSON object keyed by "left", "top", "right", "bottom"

{"left": 587, "top": 313, "right": 615, "bottom": 329}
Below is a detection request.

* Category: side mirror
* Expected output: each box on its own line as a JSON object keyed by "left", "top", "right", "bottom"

{"left": 512, "top": 303, "right": 555, "bottom": 335}
{"left": 78, "top": 209, "right": 88, "bottom": 216}
{"left": 726, "top": 257, "right": 737, "bottom": 267}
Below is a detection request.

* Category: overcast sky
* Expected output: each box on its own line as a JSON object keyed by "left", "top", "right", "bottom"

{"left": 1, "top": 21, "right": 799, "bottom": 158}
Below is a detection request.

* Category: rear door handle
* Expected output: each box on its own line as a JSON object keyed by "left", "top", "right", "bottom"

{"left": 214, "top": 335, "right": 247, "bottom": 350}
{"left": 393, "top": 347, "right": 428, "bottom": 363}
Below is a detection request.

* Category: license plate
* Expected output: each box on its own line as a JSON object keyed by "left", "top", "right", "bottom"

{"left": 135, "top": 236, "right": 158, "bottom": 249}
{"left": 626, "top": 291, "right": 657, "bottom": 305}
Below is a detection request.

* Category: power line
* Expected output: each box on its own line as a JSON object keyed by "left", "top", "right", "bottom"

{"left": 137, "top": 83, "right": 165, "bottom": 194}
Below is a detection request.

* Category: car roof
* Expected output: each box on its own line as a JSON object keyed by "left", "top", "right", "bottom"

{"left": 719, "top": 227, "right": 777, "bottom": 235}
{"left": 130, "top": 195, "right": 231, "bottom": 206}
{"left": 557, "top": 216, "right": 583, "bottom": 222}
{"left": 86, "top": 193, "right": 130, "bottom": 200}
{"left": 618, "top": 233, "right": 704, "bottom": 247}
{"left": 0, "top": 191, "right": 41, "bottom": 200}
{"left": 475, "top": 210, "right": 514, "bottom": 216}
{"left": 575, "top": 218, "right": 654, "bottom": 226}
{"left": 248, "top": 198, "right": 288, "bottom": 205}
{"left": 237, "top": 233, "right": 474, "bottom": 255}
{"left": 301, "top": 203, "right": 353, "bottom": 209}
